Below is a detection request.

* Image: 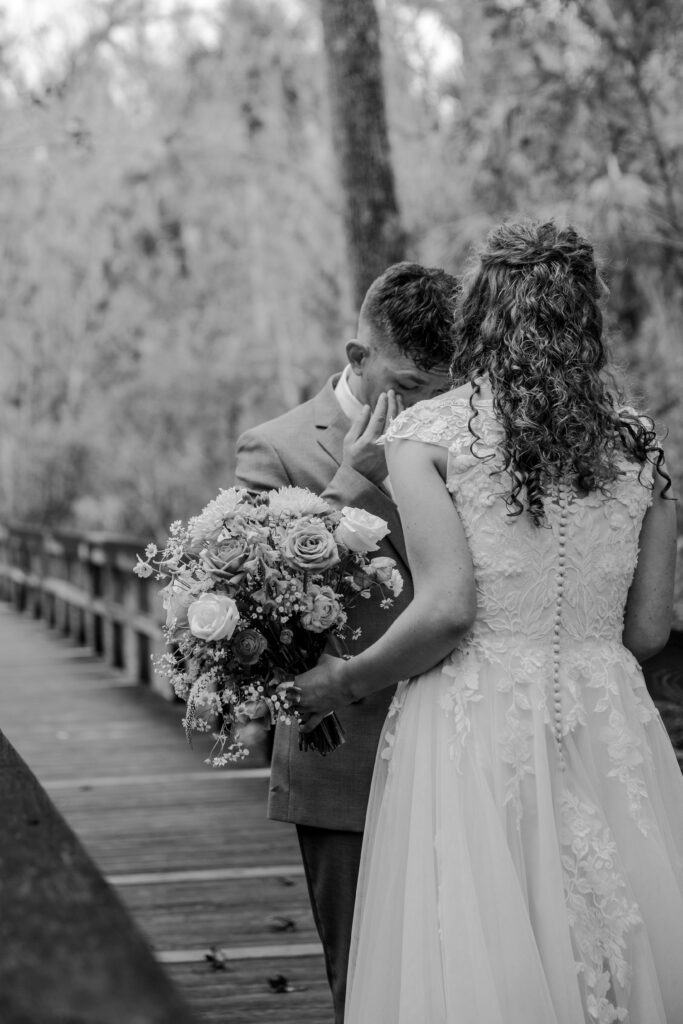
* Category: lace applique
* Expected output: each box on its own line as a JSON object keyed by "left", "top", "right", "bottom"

{"left": 380, "top": 684, "right": 408, "bottom": 762}
{"left": 629, "top": 680, "right": 658, "bottom": 727}
{"left": 494, "top": 648, "right": 547, "bottom": 823}
{"left": 560, "top": 789, "right": 642, "bottom": 1023}
{"left": 570, "top": 649, "right": 655, "bottom": 833}
{"left": 499, "top": 708, "right": 536, "bottom": 826}
{"left": 438, "top": 652, "right": 483, "bottom": 771}
{"left": 599, "top": 710, "right": 653, "bottom": 835}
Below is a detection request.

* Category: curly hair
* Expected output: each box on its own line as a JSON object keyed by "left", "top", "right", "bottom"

{"left": 453, "top": 220, "right": 669, "bottom": 525}
{"left": 360, "top": 262, "right": 458, "bottom": 371}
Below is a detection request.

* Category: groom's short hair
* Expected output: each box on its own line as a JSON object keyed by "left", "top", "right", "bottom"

{"left": 359, "top": 262, "right": 459, "bottom": 372}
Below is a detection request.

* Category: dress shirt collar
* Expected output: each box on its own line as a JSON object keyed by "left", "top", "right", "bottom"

{"left": 334, "top": 364, "right": 365, "bottom": 421}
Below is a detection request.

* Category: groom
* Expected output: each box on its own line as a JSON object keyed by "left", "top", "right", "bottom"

{"left": 234, "top": 262, "right": 457, "bottom": 1022}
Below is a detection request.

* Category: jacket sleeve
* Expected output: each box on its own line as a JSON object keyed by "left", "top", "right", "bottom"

{"left": 236, "top": 424, "right": 397, "bottom": 526}
{"left": 321, "top": 462, "right": 396, "bottom": 522}
{"left": 234, "top": 429, "right": 294, "bottom": 491}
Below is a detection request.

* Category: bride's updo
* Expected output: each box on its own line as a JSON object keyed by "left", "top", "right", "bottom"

{"left": 454, "top": 219, "right": 668, "bottom": 525}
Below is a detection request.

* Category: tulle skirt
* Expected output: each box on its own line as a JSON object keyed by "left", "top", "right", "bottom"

{"left": 345, "top": 643, "right": 683, "bottom": 1024}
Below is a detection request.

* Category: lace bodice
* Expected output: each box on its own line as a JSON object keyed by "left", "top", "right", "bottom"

{"left": 385, "top": 387, "right": 653, "bottom": 654}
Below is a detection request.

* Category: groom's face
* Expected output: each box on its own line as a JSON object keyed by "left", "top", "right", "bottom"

{"left": 346, "top": 322, "right": 452, "bottom": 410}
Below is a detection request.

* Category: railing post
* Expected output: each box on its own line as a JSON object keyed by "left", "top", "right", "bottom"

{"left": 95, "top": 539, "right": 121, "bottom": 671}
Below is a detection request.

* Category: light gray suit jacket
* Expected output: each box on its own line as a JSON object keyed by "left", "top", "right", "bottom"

{"left": 234, "top": 374, "right": 413, "bottom": 831}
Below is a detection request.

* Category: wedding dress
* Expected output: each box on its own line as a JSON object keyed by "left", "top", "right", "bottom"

{"left": 345, "top": 388, "right": 683, "bottom": 1024}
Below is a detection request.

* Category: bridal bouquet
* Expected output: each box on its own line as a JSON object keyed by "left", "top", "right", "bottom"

{"left": 134, "top": 487, "right": 403, "bottom": 765}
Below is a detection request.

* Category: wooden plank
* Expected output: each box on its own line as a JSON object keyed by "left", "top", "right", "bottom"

{"left": 47, "top": 777, "right": 297, "bottom": 874}
{"left": 109, "top": 865, "right": 305, "bottom": 885}
{"left": 157, "top": 945, "right": 324, "bottom": 963}
{"left": 45, "top": 768, "right": 271, "bottom": 789}
{"left": 114, "top": 874, "right": 319, "bottom": 949}
{"left": 165, "top": 957, "right": 333, "bottom": 1024}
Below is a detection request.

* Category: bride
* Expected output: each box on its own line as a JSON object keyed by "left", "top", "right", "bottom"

{"left": 291, "top": 220, "right": 683, "bottom": 1023}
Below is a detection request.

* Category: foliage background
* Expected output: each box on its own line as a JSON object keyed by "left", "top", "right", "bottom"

{"left": 1, "top": 0, "right": 681, "bottom": 607}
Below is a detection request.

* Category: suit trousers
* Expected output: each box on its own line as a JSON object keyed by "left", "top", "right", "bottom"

{"left": 296, "top": 825, "right": 364, "bottom": 1024}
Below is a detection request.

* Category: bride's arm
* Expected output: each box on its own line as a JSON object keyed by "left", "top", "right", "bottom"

{"left": 295, "top": 438, "right": 477, "bottom": 717}
{"left": 622, "top": 465, "right": 677, "bottom": 664}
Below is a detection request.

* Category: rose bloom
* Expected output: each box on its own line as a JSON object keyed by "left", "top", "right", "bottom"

{"left": 335, "top": 507, "right": 389, "bottom": 553}
{"left": 301, "top": 584, "right": 342, "bottom": 633}
{"left": 233, "top": 628, "right": 267, "bottom": 666}
{"left": 282, "top": 519, "right": 339, "bottom": 573}
{"left": 201, "top": 535, "right": 250, "bottom": 579}
{"left": 366, "top": 556, "right": 397, "bottom": 586}
{"left": 160, "top": 580, "right": 195, "bottom": 628}
{"left": 187, "top": 593, "right": 240, "bottom": 641}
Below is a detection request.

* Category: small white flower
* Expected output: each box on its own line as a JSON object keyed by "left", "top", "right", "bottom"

{"left": 145, "top": 543, "right": 158, "bottom": 559}
{"left": 133, "top": 557, "right": 153, "bottom": 578}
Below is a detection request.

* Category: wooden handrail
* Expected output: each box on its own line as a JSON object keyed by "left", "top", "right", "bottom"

{"left": 0, "top": 728, "right": 198, "bottom": 1023}
{"left": 0, "top": 522, "right": 170, "bottom": 698}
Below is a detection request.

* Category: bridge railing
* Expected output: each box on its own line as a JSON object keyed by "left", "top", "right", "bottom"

{"left": 0, "top": 522, "right": 170, "bottom": 698}
{"left": 0, "top": 726, "right": 199, "bottom": 1024}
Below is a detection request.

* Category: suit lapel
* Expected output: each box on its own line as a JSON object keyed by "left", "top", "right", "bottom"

{"left": 314, "top": 376, "right": 348, "bottom": 467}
{"left": 313, "top": 376, "right": 409, "bottom": 571}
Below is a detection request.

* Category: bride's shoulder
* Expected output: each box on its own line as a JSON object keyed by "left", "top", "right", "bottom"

{"left": 386, "top": 383, "right": 483, "bottom": 448}
{"left": 410, "top": 380, "right": 490, "bottom": 421}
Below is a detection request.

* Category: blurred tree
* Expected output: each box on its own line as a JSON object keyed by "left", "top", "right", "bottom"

{"left": 0, "top": 0, "right": 349, "bottom": 534}
{"left": 320, "top": 0, "right": 406, "bottom": 309}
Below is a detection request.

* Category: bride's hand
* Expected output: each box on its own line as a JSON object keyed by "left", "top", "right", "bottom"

{"left": 278, "top": 653, "right": 352, "bottom": 733}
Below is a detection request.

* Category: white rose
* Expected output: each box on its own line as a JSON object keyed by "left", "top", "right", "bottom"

{"left": 187, "top": 593, "right": 240, "bottom": 641}
{"left": 335, "top": 506, "right": 390, "bottom": 553}
{"left": 160, "top": 580, "right": 194, "bottom": 628}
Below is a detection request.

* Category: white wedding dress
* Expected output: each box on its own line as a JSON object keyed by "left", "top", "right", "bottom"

{"left": 345, "top": 389, "right": 683, "bottom": 1024}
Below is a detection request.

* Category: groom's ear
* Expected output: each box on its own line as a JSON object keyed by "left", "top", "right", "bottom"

{"left": 345, "top": 339, "right": 369, "bottom": 375}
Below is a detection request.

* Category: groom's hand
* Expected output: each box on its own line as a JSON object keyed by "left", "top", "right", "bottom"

{"left": 342, "top": 390, "right": 404, "bottom": 486}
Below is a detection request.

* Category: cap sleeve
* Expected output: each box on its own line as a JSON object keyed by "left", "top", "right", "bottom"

{"left": 384, "top": 393, "right": 472, "bottom": 450}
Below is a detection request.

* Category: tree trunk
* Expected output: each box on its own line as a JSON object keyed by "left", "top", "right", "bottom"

{"left": 320, "top": 0, "right": 406, "bottom": 311}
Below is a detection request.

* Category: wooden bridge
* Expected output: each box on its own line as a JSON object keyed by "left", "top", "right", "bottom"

{"left": 0, "top": 523, "right": 681, "bottom": 1023}
{"left": 0, "top": 524, "right": 333, "bottom": 1024}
